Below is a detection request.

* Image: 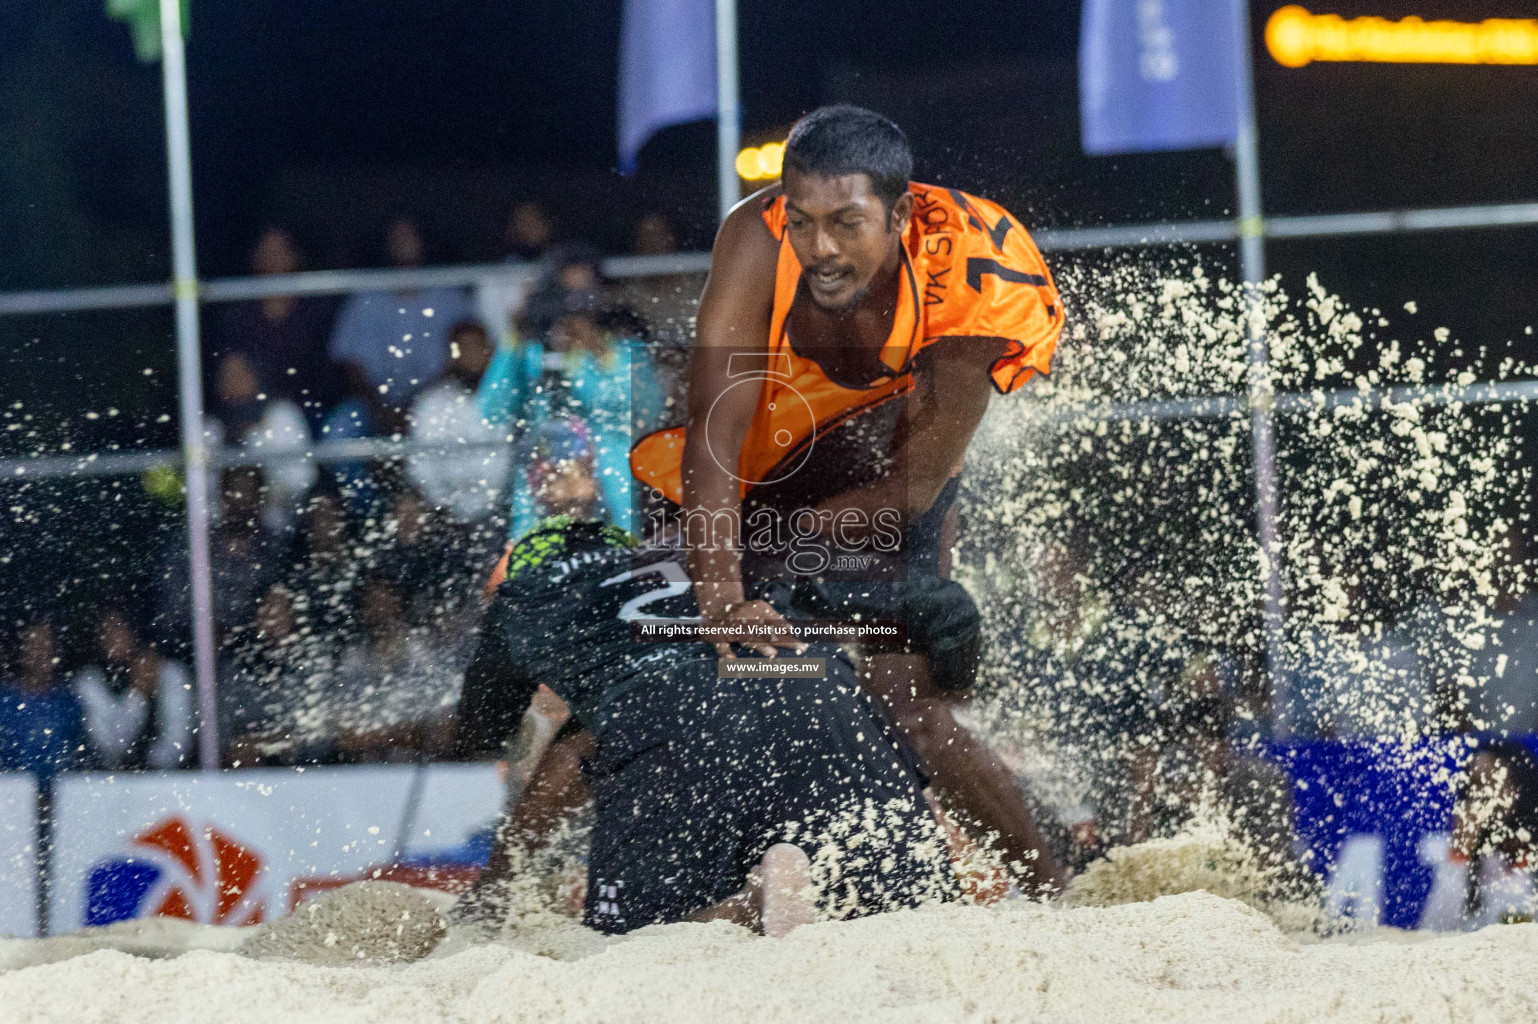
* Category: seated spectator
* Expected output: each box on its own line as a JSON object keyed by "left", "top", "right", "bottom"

{"left": 222, "top": 583, "right": 332, "bottom": 767}
{"left": 407, "top": 320, "right": 508, "bottom": 525}
{"left": 547, "top": 301, "right": 666, "bottom": 535}
{"left": 333, "top": 575, "right": 459, "bottom": 762}
{"left": 157, "top": 466, "right": 288, "bottom": 653}
{"left": 0, "top": 619, "right": 86, "bottom": 779}
{"left": 516, "top": 242, "right": 605, "bottom": 335}
{"left": 631, "top": 211, "right": 677, "bottom": 257}
{"left": 618, "top": 210, "right": 699, "bottom": 348}
{"left": 1439, "top": 741, "right": 1538, "bottom": 928}
{"left": 1471, "top": 528, "right": 1538, "bottom": 735}
{"left": 239, "top": 397, "right": 317, "bottom": 533}
{"left": 285, "top": 488, "right": 355, "bottom": 645}
{"left": 474, "top": 200, "right": 560, "bottom": 351}
{"left": 1144, "top": 653, "right": 1302, "bottom": 870}
{"left": 381, "top": 482, "right": 456, "bottom": 631}
{"left": 508, "top": 415, "right": 601, "bottom": 539}
{"left": 1280, "top": 604, "right": 1435, "bottom": 739}
{"left": 481, "top": 276, "right": 666, "bottom": 537}
{"left": 72, "top": 608, "right": 193, "bottom": 770}
{"left": 503, "top": 201, "right": 557, "bottom": 263}
{"left": 210, "top": 227, "right": 341, "bottom": 434}
{"left": 326, "top": 216, "right": 476, "bottom": 436}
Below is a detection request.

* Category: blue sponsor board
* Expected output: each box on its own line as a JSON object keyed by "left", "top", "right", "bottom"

{"left": 1265, "top": 734, "right": 1538, "bottom": 928}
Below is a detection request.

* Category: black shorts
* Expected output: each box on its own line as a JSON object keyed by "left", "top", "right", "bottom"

{"left": 584, "top": 648, "right": 958, "bottom": 933}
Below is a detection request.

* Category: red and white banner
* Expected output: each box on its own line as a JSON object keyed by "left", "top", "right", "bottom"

{"left": 49, "top": 764, "right": 503, "bottom": 934}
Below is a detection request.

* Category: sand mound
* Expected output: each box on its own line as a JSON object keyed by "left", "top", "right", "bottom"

{"left": 2, "top": 892, "right": 1536, "bottom": 1022}
{"left": 1064, "top": 824, "right": 1323, "bottom": 933}
{"left": 238, "top": 882, "right": 450, "bottom": 966}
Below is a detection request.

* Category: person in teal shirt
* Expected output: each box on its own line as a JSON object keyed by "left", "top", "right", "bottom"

{"left": 478, "top": 295, "right": 667, "bottom": 539}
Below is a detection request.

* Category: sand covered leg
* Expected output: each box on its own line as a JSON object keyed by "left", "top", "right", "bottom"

{"left": 684, "top": 843, "right": 815, "bottom": 937}
{"left": 759, "top": 844, "right": 816, "bottom": 938}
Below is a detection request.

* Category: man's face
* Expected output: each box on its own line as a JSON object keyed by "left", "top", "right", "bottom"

{"left": 510, "top": 203, "right": 554, "bottom": 251}
{"left": 252, "top": 229, "right": 298, "bottom": 277}
{"left": 387, "top": 218, "right": 424, "bottom": 267}
{"left": 450, "top": 326, "right": 493, "bottom": 378}
{"left": 782, "top": 168, "right": 910, "bottom": 311}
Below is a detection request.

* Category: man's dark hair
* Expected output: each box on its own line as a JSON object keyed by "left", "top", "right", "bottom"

{"left": 784, "top": 105, "right": 912, "bottom": 215}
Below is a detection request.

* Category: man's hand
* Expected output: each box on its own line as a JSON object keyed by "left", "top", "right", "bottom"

{"left": 708, "top": 599, "right": 807, "bottom": 659}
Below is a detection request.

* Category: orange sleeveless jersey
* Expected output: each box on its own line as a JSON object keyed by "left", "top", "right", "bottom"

{"left": 629, "top": 183, "right": 1063, "bottom": 505}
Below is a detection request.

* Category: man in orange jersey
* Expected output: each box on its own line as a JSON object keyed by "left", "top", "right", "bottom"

{"left": 628, "top": 105, "right": 1066, "bottom": 891}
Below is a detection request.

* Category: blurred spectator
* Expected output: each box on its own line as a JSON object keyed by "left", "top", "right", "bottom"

{"left": 512, "top": 415, "right": 602, "bottom": 537}
{"left": 326, "top": 216, "right": 476, "bottom": 435}
{"left": 481, "top": 246, "right": 665, "bottom": 537}
{"left": 632, "top": 211, "right": 677, "bottom": 256}
{"left": 1135, "top": 653, "right": 1301, "bottom": 868}
{"left": 211, "top": 227, "right": 341, "bottom": 434}
{"left": 0, "top": 620, "right": 86, "bottom": 778}
{"left": 158, "top": 466, "right": 288, "bottom": 651}
{"left": 334, "top": 574, "right": 458, "bottom": 761}
{"left": 1278, "top": 573, "right": 1431, "bottom": 738}
{"left": 200, "top": 394, "right": 315, "bottom": 535}
{"left": 239, "top": 398, "right": 317, "bottom": 533}
{"left": 212, "top": 345, "right": 266, "bottom": 439}
{"left": 222, "top": 584, "right": 331, "bottom": 767}
{"left": 504, "top": 201, "right": 557, "bottom": 263}
{"left": 1471, "top": 529, "right": 1538, "bottom": 735}
{"left": 72, "top": 609, "right": 193, "bottom": 770}
{"left": 1423, "top": 741, "right": 1538, "bottom": 929}
{"left": 516, "top": 242, "right": 606, "bottom": 340}
{"left": 285, "top": 489, "right": 355, "bottom": 645}
{"left": 618, "top": 210, "right": 699, "bottom": 348}
{"left": 381, "top": 484, "right": 453, "bottom": 630}
{"left": 547, "top": 303, "right": 666, "bottom": 535}
{"left": 407, "top": 320, "right": 509, "bottom": 525}
{"left": 476, "top": 201, "right": 560, "bottom": 350}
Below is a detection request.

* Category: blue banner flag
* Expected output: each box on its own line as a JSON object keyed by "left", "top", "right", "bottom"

{"left": 1079, "top": 0, "right": 1242, "bottom": 155}
{"left": 618, "top": 0, "right": 718, "bottom": 175}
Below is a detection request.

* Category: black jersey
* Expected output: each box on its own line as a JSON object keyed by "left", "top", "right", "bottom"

{"left": 456, "top": 516, "right": 984, "bottom": 757}
{"left": 457, "top": 518, "right": 710, "bottom": 755}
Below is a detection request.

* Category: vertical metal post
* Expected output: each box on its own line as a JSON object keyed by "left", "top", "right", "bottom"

{"left": 160, "top": 0, "right": 220, "bottom": 769}
{"left": 715, "top": 0, "right": 740, "bottom": 223}
{"left": 1232, "top": 0, "right": 1289, "bottom": 734}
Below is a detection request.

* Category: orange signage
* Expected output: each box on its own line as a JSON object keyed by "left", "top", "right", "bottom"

{"left": 1266, "top": 6, "right": 1538, "bottom": 67}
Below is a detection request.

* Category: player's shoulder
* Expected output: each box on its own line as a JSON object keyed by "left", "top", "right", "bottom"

{"left": 716, "top": 185, "right": 783, "bottom": 253}
{"left": 907, "top": 183, "right": 1026, "bottom": 250}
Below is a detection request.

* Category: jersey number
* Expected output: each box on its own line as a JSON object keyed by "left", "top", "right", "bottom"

{"left": 600, "top": 561, "right": 693, "bottom": 621}
{"left": 966, "top": 258, "right": 1048, "bottom": 292}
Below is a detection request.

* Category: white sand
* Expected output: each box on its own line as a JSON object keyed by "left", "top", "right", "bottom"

{"left": 2, "top": 891, "right": 1535, "bottom": 1023}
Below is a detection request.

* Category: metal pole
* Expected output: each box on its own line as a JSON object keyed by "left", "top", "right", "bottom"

{"left": 1232, "top": 0, "right": 1289, "bottom": 735}
{"left": 159, "top": 0, "right": 220, "bottom": 770}
{"left": 715, "top": 0, "right": 740, "bottom": 222}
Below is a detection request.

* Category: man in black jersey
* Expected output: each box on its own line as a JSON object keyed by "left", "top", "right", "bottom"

{"left": 454, "top": 516, "right": 958, "bottom": 936}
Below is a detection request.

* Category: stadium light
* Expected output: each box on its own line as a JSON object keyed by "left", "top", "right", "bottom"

{"left": 736, "top": 141, "right": 785, "bottom": 181}
{"left": 1266, "top": 6, "right": 1538, "bottom": 67}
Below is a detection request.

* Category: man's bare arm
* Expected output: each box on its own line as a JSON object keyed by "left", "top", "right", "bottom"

{"left": 680, "top": 190, "right": 802, "bottom": 654}
{"left": 813, "top": 336, "right": 1008, "bottom": 533}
